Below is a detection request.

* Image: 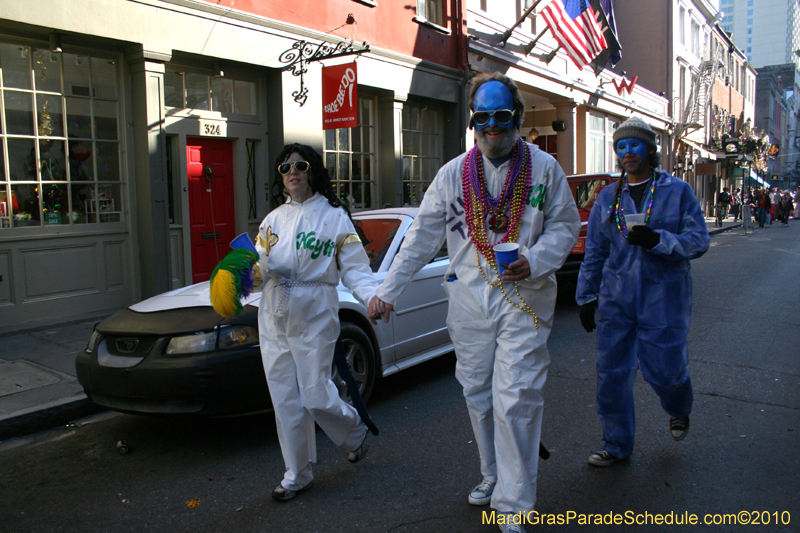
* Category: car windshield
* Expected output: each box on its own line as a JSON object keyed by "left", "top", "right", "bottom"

{"left": 354, "top": 218, "right": 402, "bottom": 272}
{"left": 571, "top": 178, "right": 608, "bottom": 210}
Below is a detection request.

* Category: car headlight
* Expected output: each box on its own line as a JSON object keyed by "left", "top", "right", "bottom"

{"left": 164, "top": 326, "right": 258, "bottom": 356}
{"left": 164, "top": 331, "right": 218, "bottom": 355}
{"left": 85, "top": 328, "right": 102, "bottom": 354}
{"left": 218, "top": 325, "right": 259, "bottom": 350}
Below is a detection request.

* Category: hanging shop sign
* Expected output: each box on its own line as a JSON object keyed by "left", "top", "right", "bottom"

{"left": 694, "top": 162, "right": 717, "bottom": 176}
{"left": 322, "top": 63, "right": 358, "bottom": 130}
{"left": 279, "top": 39, "right": 370, "bottom": 107}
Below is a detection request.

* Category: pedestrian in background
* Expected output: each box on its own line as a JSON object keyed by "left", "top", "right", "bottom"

{"left": 770, "top": 188, "right": 780, "bottom": 225}
{"left": 779, "top": 192, "right": 793, "bottom": 226}
{"left": 715, "top": 187, "right": 731, "bottom": 227}
{"left": 731, "top": 188, "right": 741, "bottom": 221}
{"left": 794, "top": 186, "right": 800, "bottom": 220}
{"left": 757, "top": 189, "right": 770, "bottom": 228}
{"left": 576, "top": 116, "right": 710, "bottom": 467}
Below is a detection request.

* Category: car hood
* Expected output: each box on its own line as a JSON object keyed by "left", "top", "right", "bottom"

{"left": 130, "top": 281, "right": 261, "bottom": 313}
{"left": 128, "top": 281, "right": 358, "bottom": 314}
{"left": 92, "top": 282, "right": 262, "bottom": 336}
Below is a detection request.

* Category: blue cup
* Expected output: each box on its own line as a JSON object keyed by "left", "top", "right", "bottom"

{"left": 230, "top": 232, "right": 257, "bottom": 252}
{"left": 493, "top": 242, "right": 519, "bottom": 278}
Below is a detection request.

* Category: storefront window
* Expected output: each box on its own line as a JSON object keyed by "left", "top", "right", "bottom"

{"left": 0, "top": 41, "right": 122, "bottom": 229}
{"left": 401, "top": 101, "right": 442, "bottom": 206}
{"left": 164, "top": 67, "right": 257, "bottom": 116}
{"left": 607, "top": 120, "right": 619, "bottom": 171}
{"left": 324, "top": 96, "right": 376, "bottom": 210}
{"left": 588, "top": 115, "right": 604, "bottom": 174}
{"left": 588, "top": 114, "right": 619, "bottom": 174}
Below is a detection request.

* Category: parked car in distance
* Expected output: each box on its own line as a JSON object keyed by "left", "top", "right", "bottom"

{"left": 75, "top": 207, "right": 453, "bottom": 417}
{"left": 558, "top": 173, "right": 618, "bottom": 278}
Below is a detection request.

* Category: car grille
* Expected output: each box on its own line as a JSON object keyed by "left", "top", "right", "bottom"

{"left": 105, "top": 336, "right": 157, "bottom": 357}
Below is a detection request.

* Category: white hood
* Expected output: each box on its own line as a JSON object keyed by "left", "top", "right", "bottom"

{"left": 129, "top": 281, "right": 262, "bottom": 313}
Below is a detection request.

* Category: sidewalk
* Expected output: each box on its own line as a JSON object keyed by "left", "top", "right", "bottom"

{"left": 0, "top": 216, "right": 750, "bottom": 442}
{"left": 0, "top": 311, "right": 112, "bottom": 441}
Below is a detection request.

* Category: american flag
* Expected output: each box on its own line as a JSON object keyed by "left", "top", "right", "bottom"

{"left": 541, "top": 0, "right": 608, "bottom": 69}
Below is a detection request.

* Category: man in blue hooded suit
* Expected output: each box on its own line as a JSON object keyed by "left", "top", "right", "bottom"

{"left": 576, "top": 116, "right": 710, "bottom": 467}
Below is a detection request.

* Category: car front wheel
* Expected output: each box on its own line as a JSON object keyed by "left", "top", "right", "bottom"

{"left": 332, "top": 322, "right": 376, "bottom": 404}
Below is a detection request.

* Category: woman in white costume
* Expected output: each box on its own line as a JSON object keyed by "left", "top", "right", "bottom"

{"left": 254, "top": 143, "right": 377, "bottom": 502}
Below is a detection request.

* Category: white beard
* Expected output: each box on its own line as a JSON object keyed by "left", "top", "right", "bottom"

{"left": 476, "top": 128, "right": 519, "bottom": 159}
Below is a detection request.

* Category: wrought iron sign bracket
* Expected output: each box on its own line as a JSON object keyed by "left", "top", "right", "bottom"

{"left": 279, "top": 39, "right": 371, "bottom": 107}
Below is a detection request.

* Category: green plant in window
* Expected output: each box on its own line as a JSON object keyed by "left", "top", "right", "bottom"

{"left": 38, "top": 100, "right": 54, "bottom": 137}
{"left": 42, "top": 184, "right": 62, "bottom": 213}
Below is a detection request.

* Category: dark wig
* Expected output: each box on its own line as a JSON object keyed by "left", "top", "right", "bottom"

{"left": 270, "top": 143, "right": 351, "bottom": 218}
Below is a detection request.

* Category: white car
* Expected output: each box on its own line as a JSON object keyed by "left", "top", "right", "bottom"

{"left": 75, "top": 208, "right": 452, "bottom": 416}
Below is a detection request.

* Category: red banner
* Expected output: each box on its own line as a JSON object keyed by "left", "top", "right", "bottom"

{"left": 322, "top": 63, "right": 358, "bottom": 130}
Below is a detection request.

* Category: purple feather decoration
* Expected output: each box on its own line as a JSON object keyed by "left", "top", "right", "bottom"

{"left": 240, "top": 267, "right": 255, "bottom": 298}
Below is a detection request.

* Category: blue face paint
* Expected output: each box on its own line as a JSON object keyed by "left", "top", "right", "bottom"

{"left": 473, "top": 81, "right": 515, "bottom": 131}
{"left": 615, "top": 138, "right": 650, "bottom": 160}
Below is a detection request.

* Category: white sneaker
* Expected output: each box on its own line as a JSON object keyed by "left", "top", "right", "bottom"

{"left": 468, "top": 478, "right": 496, "bottom": 506}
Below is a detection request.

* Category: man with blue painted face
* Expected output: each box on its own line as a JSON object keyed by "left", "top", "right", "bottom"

{"left": 576, "top": 116, "right": 710, "bottom": 468}
{"left": 368, "top": 73, "right": 579, "bottom": 531}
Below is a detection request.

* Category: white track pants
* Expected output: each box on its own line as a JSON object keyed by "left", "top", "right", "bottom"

{"left": 259, "top": 284, "right": 366, "bottom": 490}
{"left": 445, "top": 278, "right": 554, "bottom": 513}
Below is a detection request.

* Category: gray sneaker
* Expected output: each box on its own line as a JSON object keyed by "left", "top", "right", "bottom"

{"left": 498, "top": 514, "right": 526, "bottom": 533}
{"left": 468, "top": 478, "right": 496, "bottom": 506}
{"left": 347, "top": 434, "right": 369, "bottom": 463}
{"left": 271, "top": 481, "right": 313, "bottom": 502}
{"left": 670, "top": 416, "right": 690, "bottom": 441}
{"left": 588, "top": 450, "right": 629, "bottom": 467}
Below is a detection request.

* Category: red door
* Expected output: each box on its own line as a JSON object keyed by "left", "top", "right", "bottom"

{"left": 187, "top": 137, "right": 235, "bottom": 284}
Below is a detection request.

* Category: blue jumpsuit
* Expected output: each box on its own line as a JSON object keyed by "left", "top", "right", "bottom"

{"left": 576, "top": 171, "right": 710, "bottom": 458}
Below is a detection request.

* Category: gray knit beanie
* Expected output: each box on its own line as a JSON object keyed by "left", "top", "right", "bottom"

{"left": 613, "top": 116, "right": 657, "bottom": 151}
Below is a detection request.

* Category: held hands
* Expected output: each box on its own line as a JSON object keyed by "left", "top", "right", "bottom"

{"left": 627, "top": 226, "right": 660, "bottom": 250}
{"left": 500, "top": 255, "right": 531, "bottom": 282}
{"left": 579, "top": 300, "right": 597, "bottom": 333}
{"left": 368, "top": 296, "right": 394, "bottom": 325}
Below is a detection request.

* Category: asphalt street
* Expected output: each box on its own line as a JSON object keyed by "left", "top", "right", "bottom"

{"left": 0, "top": 223, "right": 798, "bottom": 533}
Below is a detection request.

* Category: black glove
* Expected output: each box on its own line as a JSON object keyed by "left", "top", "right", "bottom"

{"left": 579, "top": 301, "right": 597, "bottom": 333}
{"left": 627, "top": 225, "right": 660, "bottom": 249}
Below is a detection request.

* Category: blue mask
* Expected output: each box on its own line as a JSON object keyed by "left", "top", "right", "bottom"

{"left": 473, "top": 81, "right": 515, "bottom": 131}
{"left": 615, "top": 138, "right": 650, "bottom": 160}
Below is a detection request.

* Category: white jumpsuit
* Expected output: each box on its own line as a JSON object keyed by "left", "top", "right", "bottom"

{"left": 378, "top": 143, "right": 580, "bottom": 513}
{"left": 255, "top": 193, "right": 378, "bottom": 491}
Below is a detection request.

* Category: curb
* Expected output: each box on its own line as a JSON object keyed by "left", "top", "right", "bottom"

{"left": 708, "top": 223, "right": 743, "bottom": 236}
{"left": 0, "top": 397, "right": 105, "bottom": 442}
{"left": 0, "top": 309, "right": 118, "bottom": 338}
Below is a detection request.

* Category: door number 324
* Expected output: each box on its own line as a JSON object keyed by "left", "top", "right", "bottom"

{"left": 203, "top": 124, "right": 222, "bottom": 136}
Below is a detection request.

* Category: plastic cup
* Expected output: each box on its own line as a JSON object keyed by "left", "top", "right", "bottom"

{"left": 493, "top": 242, "right": 519, "bottom": 278}
{"left": 230, "top": 232, "right": 257, "bottom": 252}
{"left": 624, "top": 213, "right": 646, "bottom": 228}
